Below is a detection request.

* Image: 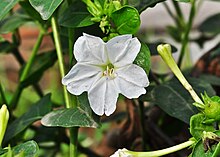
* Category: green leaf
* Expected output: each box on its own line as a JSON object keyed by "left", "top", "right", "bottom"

{"left": 41, "top": 93, "right": 100, "bottom": 128}
{"left": 58, "top": 1, "right": 94, "bottom": 28}
{"left": 20, "top": 50, "right": 57, "bottom": 88}
{"left": 0, "top": 0, "right": 20, "bottom": 20}
{"left": 29, "top": 0, "right": 63, "bottom": 20}
{"left": 143, "top": 78, "right": 216, "bottom": 124}
{"left": 192, "top": 130, "right": 220, "bottom": 157}
{"left": 199, "top": 74, "right": 220, "bottom": 86}
{"left": 13, "top": 141, "right": 39, "bottom": 157}
{"left": 19, "top": 1, "right": 45, "bottom": 23}
{"left": 199, "top": 13, "right": 220, "bottom": 35}
{"left": 0, "top": 14, "right": 31, "bottom": 34}
{"left": 134, "top": 42, "right": 151, "bottom": 75}
{"left": 59, "top": 12, "right": 94, "bottom": 28}
{"left": 111, "top": 6, "right": 140, "bottom": 35}
{"left": 190, "top": 113, "right": 215, "bottom": 140}
{"left": 128, "top": 0, "right": 165, "bottom": 12}
{"left": 3, "top": 94, "right": 52, "bottom": 143}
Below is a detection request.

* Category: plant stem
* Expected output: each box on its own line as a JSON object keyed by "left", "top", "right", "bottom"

{"left": 70, "top": 127, "right": 79, "bottom": 157}
{"left": 10, "top": 30, "right": 45, "bottom": 109}
{"left": 177, "top": 0, "right": 196, "bottom": 67}
{"left": 127, "top": 140, "right": 195, "bottom": 157}
{"left": 51, "top": 17, "right": 70, "bottom": 108}
{"left": 51, "top": 16, "right": 78, "bottom": 157}
{"left": 0, "top": 83, "right": 7, "bottom": 105}
{"left": 20, "top": 30, "right": 45, "bottom": 82}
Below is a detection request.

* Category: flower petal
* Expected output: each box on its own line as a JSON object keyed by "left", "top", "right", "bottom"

{"left": 88, "top": 77, "right": 119, "bottom": 116}
{"left": 74, "top": 33, "right": 107, "bottom": 64}
{"left": 115, "top": 76, "right": 146, "bottom": 99}
{"left": 104, "top": 79, "right": 119, "bottom": 116}
{"left": 116, "top": 64, "right": 149, "bottom": 87}
{"left": 62, "top": 63, "right": 102, "bottom": 85}
{"left": 106, "top": 35, "right": 141, "bottom": 67}
{"left": 66, "top": 73, "right": 102, "bottom": 95}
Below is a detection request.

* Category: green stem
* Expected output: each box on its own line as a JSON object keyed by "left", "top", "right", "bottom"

{"left": 0, "top": 83, "right": 7, "bottom": 105}
{"left": 127, "top": 140, "right": 195, "bottom": 157}
{"left": 177, "top": 0, "right": 196, "bottom": 67}
{"left": 172, "top": 0, "right": 184, "bottom": 25}
{"left": 51, "top": 16, "right": 78, "bottom": 157}
{"left": 51, "top": 17, "right": 70, "bottom": 108}
{"left": 70, "top": 128, "right": 79, "bottom": 157}
{"left": 10, "top": 30, "right": 45, "bottom": 109}
{"left": 20, "top": 30, "right": 45, "bottom": 82}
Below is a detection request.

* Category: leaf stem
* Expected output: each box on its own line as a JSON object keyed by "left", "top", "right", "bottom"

{"left": 177, "top": 0, "right": 196, "bottom": 67}
{"left": 51, "top": 17, "right": 70, "bottom": 108}
{"left": 51, "top": 16, "right": 78, "bottom": 157}
{"left": 10, "top": 29, "right": 45, "bottom": 109}
{"left": 127, "top": 140, "right": 195, "bottom": 157}
{"left": 0, "top": 83, "right": 7, "bottom": 105}
{"left": 20, "top": 29, "right": 45, "bottom": 82}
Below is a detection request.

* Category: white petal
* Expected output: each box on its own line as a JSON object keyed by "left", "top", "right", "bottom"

{"left": 116, "top": 64, "right": 149, "bottom": 87}
{"left": 88, "top": 77, "right": 119, "bottom": 116}
{"left": 66, "top": 73, "right": 102, "bottom": 95}
{"left": 106, "top": 35, "right": 141, "bottom": 67}
{"left": 104, "top": 79, "right": 119, "bottom": 116}
{"left": 62, "top": 63, "right": 102, "bottom": 85}
{"left": 110, "top": 149, "right": 132, "bottom": 157}
{"left": 74, "top": 33, "right": 107, "bottom": 64}
{"left": 115, "top": 77, "right": 146, "bottom": 99}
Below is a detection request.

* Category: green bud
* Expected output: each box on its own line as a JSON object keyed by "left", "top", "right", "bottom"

{"left": 0, "top": 104, "right": 9, "bottom": 147}
{"left": 82, "top": 0, "right": 102, "bottom": 17}
{"left": 202, "top": 93, "right": 220, "bottom": 121}
{"left": 112, "top": 1, "right": 121, "bottom": 10}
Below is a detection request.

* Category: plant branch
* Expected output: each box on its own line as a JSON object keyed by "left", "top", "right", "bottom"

{"left": 127, "top": 140, "right": 195, "bottom": 157}
{"left": 177, "top": 0, "right": 196, "bottom": 67}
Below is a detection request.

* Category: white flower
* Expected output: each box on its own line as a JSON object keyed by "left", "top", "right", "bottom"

{"left": 62, "top": 33, "right": 149, "bottom": 116}
{"left": 110, "top": 148, "right": 132, "bottom": 157}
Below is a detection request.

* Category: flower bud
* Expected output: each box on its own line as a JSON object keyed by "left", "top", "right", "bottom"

{"left": 0, "top": 104, "right": 9, "bottom": 147}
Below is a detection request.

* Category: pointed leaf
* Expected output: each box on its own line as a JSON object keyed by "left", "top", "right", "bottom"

{"left": 58, "top": 1, "right": 94, "bottom": 28}
{"left": 42, "top": 93, "right": 100, "bottom": 128}
{"left": 0, "top": 0, "right": 20, "bottom": 20}
{"left": 143, "top": 78, "right": 216, "bottom": 124}
{"left": 29, "top": 0, "right": 63, "bottom": 20}
{"left": 19, "top": 1, "right": 45, "bottom": 23}
{"left": 0, "top": 14, "right": 31, "bottom": 34}
{"left": 13, "top": 141, "right": 39, "bottom": 157}
{"left": 134, "top": 42, "right": 151, "bottom": 75}
{"left": 3, "top": 94, "right": 52, "bottom": 143}
{"left": 199, "top": 13, "right": 220, "bottom": 35}
{"left": 111, "top": 6, "right": 140, "bottom": 35}
{"left": 128, "top": 0, "right": 166, "bottom": 12}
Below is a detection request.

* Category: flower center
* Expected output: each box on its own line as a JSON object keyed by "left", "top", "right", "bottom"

{"left": 103, "top": 63, "right": 117, "bottom": 79}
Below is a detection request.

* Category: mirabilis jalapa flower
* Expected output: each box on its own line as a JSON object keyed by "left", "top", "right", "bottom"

{"left": 62, "top": 33, "right": 149, "bottom": 116}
